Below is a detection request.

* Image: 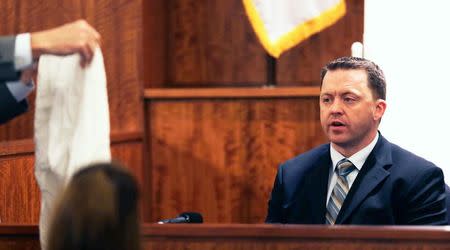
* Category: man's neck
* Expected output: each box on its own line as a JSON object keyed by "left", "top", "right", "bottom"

{"left": 331, "top": 131, "right": 379, "bottom": 158}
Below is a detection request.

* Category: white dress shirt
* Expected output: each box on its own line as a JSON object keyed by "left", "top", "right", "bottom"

{"left": 326, "top": 132, "right": 379, "bottom": 205}
{"left": 5, "top": 33, "right": 34, "bottom": 101}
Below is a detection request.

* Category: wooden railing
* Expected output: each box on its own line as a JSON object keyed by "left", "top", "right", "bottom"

{"left": 3, "top": 224, "right": 450, "bottom": 250}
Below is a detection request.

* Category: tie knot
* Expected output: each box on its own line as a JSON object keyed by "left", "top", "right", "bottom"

{"left": 336, "top": 159, "right": 355, "bottom": 177}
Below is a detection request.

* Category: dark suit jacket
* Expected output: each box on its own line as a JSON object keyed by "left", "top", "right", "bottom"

{"left": 445, "top": 185, "right": 450, "bottom": 224}
{"left": 266, "top": 134, "right": 447, "bottom": 225}
{"left": 0, "top": 36, "right": 28, "bottom": 124}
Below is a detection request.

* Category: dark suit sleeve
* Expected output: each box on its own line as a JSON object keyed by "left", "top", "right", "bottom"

{"left": 0, "top": 36, "right": 28, "bottom": 124}
{"left": 265, "top": 165, "right": 285, "bottom": 223}
{"left": 402, "top": 165, "right": 447, "bottom": 225}
{"left": 0, "top": 83, "right": 28, "bottom": 124}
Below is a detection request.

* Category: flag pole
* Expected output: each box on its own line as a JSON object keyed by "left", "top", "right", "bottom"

{"left": 266, "top": 54, "right": 276, "bottom": 87}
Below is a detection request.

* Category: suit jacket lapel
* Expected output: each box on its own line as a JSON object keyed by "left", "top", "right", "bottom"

{"left": 303, "top": 148, "right": 331, "bottom": 224}
{"left": 335, "top": 135, "right": 392, "bottom": 224}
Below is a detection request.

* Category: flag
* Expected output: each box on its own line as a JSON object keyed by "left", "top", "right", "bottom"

{"left": 243, "top": 0, "right": 346, "bottom": 58}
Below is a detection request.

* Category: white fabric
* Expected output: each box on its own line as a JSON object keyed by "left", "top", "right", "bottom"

{"left": 243, "top": 0, "right": 345, "bottom": 57}
{"left": 34, "top": 48, "right": 111, "bottom": 250}
{"left": 250, "top": 0, "right": 341, "bottom": 43}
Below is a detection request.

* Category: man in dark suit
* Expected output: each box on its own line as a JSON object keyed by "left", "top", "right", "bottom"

{"left": 0, "top": 19, "right": 100, "bottom": 124}
{"left": 266, "top": 57, "right": 447, "bottom": 225}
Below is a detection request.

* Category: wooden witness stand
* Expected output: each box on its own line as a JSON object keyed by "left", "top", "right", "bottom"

{"left": 1, "top": 224, "right": 450, "bottom": 250}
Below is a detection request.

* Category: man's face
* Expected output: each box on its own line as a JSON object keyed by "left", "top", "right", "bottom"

{"left": 320, "top": 69, "right": 386, "bottom": 154}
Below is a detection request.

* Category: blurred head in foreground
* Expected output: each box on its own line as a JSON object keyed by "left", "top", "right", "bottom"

{"left": 47, "top": 162, "right": 139, "bottom": 250}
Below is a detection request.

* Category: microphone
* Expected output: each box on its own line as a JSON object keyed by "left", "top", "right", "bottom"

{"left": 157, "top": 212, "right": 203, "bottom": 224}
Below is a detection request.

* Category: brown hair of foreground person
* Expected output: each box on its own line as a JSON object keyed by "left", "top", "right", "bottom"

{"left": 47, "top": 162, "right": 140, "bottom": 250}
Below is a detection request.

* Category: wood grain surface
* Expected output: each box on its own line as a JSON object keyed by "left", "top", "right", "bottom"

{"left": 166, "top": 0, "right": 267, "bottom": 86}
{"left": 0, "top": 136, "right": 143, "bottom": 224}
{"left": 2, "top": 224, "right": 450, "bottom": 250}
{"left": 145, "top": 97, "right": 326, "bottom": 223}
{"left": 0, "top": 0, "right": 363, "bottom": 226}
{"left": 141, "top": 224, "right": 450, "bottom": 250}
{"left": 142, "top": 0, "right": 363, "bottom": 88}
{"left": 144, "top": 87, "right": 320, "bottom": 99}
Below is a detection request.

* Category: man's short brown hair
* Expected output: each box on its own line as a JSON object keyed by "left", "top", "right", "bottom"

{"left": 320, "top": 57, "right": 386, "bottom": 100}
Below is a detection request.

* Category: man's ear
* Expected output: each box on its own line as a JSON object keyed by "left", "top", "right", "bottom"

{"left": 374, "top": 99, "right": 387, "bottom": 121}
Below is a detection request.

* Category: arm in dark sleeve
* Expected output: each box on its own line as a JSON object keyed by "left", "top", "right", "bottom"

{"left": 0, "top": 35, "right": 29, "bottom": 123}
{"left": 265, "top": 165, "right": 285, "bottom": 223}
{"left": 402, "top": 165, "right": 447, "bottom": 225}
{"left": 0, "top": 36, "right": 21, "bottom": 81}
{"left": 0, "top": 83, "right": 28, "bottom": 124}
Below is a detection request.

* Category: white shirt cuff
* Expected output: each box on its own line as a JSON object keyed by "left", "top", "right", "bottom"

{"left": 14, "top": 33, "right": 33, "bottom": 70}
{"left": 5, "top": 80, "right": 35, "bottom": 101}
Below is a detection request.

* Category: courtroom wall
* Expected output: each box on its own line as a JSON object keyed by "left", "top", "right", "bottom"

{"left": 0, "top": 0, "right": 363, "bottom": 224}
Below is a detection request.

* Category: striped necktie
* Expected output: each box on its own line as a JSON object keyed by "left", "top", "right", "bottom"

{"left": 325, "top": 159, "right": 355, "bottom": 225}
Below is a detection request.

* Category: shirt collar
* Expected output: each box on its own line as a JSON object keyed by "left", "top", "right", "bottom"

{"left": 330, "top": 132, "right": 379, "bottom": 171}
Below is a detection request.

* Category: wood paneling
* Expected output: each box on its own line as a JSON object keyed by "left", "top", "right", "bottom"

{"left": 142, "top": 0, "right": 168, "bottom": 88}
{"left": 276, "top": 0, "right": 364, "bottom": 86}
{"left": 142, "top": 0, "right": 363, "bottom": 88}
{"left": 142, "top": 224, "right": 450, "bottom": 250}
{"left": 145, "top": 97, "right": 326, "bottom": 223}
{"left": 165, "top": 0, "right": 267, "bottom": 86}
{"left": 0, "top": 0, "right": 364, "bottom": 227}
{"left": 144, "top": 87, "right": 320, "bottom": 99}
{"left": 0, "top": 136, "right": 143, "bottom": 224}
{"left": 0, "top": 0, "right": 144, "bottom": 141}
{"left": 0, "top": 225, "right": 39, "bottom": 250}
{"left": 2, "top": 224, "right": 450, "bottom": 250}
{"left": 110, "top": 139, "right": 144, "bottom": 197}
{"left": 0, "top": 155, "right": 39, "bottom": 224}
